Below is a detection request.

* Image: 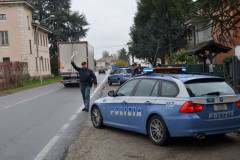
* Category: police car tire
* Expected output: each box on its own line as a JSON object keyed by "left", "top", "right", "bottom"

{"left": 108, "top": 80, "right": 112, "bottom": 86}
{"left": 91, "top": 106, "right": 104, "bottom": 129}
{"left": 148, "top": 115, "right": 169, "bottom": 146}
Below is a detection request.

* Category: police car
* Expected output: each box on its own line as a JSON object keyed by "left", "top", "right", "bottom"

{"left": 90, "top": 69, "right": 240, "bottom": 145}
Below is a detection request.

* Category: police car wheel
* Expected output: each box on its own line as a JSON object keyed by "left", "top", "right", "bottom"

{"left": 108, "top": 79, "right": 112, "bottom": 86}
{"left": 148, "top": 115, "right": 169, "bottom": 146}
{"left": 91, "top": 106, "right": 104, "bottom": 128}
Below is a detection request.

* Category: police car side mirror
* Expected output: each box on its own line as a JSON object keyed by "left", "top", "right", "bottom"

{"left": 108, "top": 90, "right": 115, "bottom": 97}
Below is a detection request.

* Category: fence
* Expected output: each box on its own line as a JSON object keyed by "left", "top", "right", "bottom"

{"left": 0, "top": 62, "right": 28, "bottom": 91}
{"left": 229, "top": 56, "right": 240, "bottom": 92}
{"left": 162, "top": 64, "right": 224, "bottom": 77}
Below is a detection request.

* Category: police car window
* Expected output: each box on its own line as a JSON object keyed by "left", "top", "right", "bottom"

{"left": 117, "top": 69, "right": 122, "bottom": 74}
{"left": 112, "top": 70, "right": 117, "bottom": 74}
{"left": 161, "top": 81, "right": 178, "bottom": 97}
{"left": 116, "top": 80, "right": 139, "bottom": 96}
{"left": 125, "top": 69, "right": 132, "bottom": 74}
{"left": 134, "top": 79, "right": 157, "bottom": 96}
{"left": 185, "top": 78, "right": 236, "bottom": 97}
{"left": 151, "top": 81, "right": 159, "bottom": 97}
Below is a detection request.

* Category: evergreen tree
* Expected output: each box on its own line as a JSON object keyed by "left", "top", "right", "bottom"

{"left": 28, "top": 0, "right": 89, "bottom": 55}
{"left": 130, "top": 0, "right": 190, "bottom": 66}
{"left": 118, "top": 48, "right": 129, "bottom": 62}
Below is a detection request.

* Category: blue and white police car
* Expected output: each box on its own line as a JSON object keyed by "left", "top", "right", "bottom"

{"left": 90, "top": 70, "right": 240, "bottom": 145}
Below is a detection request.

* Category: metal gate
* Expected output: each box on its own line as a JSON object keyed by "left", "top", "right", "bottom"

{"left": 230, "top": 56, "right": 240, "bottom": 92}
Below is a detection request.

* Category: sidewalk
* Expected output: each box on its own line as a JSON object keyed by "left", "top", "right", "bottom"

{"left": 64, "top": 83, "right": 240, "bottom": 160}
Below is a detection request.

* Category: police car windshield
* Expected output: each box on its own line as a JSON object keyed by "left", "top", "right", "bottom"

{"left": 184, "top": 79, "right": 237, "bottom": 97}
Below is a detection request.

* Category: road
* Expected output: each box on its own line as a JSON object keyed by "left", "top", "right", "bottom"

{"left": 0, "top": 71, "right": 109, "bottom": 160}
{"left": 65, "top": 84, "right": 240, "bottom": 160}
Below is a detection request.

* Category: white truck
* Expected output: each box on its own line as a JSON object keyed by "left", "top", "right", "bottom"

{"left": 58, "top": 41, "right": 95, "bottom": 87}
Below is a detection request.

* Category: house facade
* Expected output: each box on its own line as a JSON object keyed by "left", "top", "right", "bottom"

{"left": 0, "top": 0, "right": 51, "bottom": 77}
{"left": 186, "top": 19, "right": 240, "bottom": 64}
{"left": 96, "top": 57, "right": 118, "bottom": 69}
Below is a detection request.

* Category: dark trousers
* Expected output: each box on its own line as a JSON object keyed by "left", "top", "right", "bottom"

{"left": 80, "top": 85, "right": 91, "bottom": 109}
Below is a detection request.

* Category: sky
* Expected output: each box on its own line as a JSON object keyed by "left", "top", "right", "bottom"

{"left": 71, "top": 0, "right": 137, "bottom": 60}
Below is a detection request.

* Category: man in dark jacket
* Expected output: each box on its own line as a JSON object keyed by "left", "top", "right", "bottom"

{"left": 70, "top": 57, "right": 97, "bottom": 112}
{"left": 131, "top": 63, "right": 142, "bottom": 77}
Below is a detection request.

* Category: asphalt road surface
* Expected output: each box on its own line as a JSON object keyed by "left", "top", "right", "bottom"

{"left": 0, "top": 71, "right": 109, "bottom": 160}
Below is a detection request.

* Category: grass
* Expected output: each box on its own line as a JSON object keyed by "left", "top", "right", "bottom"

{"left": 0, "top": 76, "right": 62, "bottom": 96}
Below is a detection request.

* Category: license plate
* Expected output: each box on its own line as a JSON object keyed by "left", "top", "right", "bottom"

{"left": 213, "top": 104, "right": 227, "bottom": 111}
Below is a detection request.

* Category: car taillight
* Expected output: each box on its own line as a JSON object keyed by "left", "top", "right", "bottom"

{"left": 237, "top": 101, "right": 240, "bottom": 108}
{"left": 121, "top": 73, "right": 125, "bottom": 77}
{"left": 179, "top": 101, "right": 204, "bottom": 113}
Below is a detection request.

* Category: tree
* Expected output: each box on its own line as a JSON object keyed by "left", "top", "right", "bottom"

{"left": 114, "top": 60, "right": 129, "bottom": 67}
{"left": 134, "top": 0, "right": 193, "bottom": 56}
{"left": 118, "top": 48, "right": 129, "bottom": 62}
{"left": 102, "top": 50, "right": 110, "bottom": 58}
{"left": 130, "top": 0, "right": 189, "bottom": 66}
{"left": 193, "top": 0, "right": 240, "bottom": 46}
{"left": 28, "top": 0, "right": 89, "bottom": 55}
{"left": 112, "top": 53, "right": 118, "bottom": 59}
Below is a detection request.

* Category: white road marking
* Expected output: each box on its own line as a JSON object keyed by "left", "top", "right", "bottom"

{"left": 34, "top": 74, "right": 109, "bottom": 160}
{"left": 0, "top": 83, "right": 61, "bottom": 99}
{"left": 59, "top": 123, "right": 71, "bottom": 133}
{"left": 34, "top": 136, "right": 60, "bottom": 160}
{"left": 0, "top": 88, "right": 60, "bottom": 111}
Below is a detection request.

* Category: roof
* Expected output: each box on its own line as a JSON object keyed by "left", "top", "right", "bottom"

{"left": 135, "top": 73, "right": 222, "bottom": 83}
{"left": 187, "top": 40, "right": 231, "bottom": 55}
{"left": 0, "top": 0, "right": 35, "bottom": 10}
{"left": 32, "top": 23, "right": 52, "bottom": 34}
{"left": 96, "top": 57, "right": 118, "bottom": 62}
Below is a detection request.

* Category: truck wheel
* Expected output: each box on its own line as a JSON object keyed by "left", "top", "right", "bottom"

{"left": 64, "top": 84, "right": 69, "bottom": 87}
{"left": 108, "top": 79, "right": 112, "bottom": 86}
{"left": 148, "top": 115, "right": 169, "bottom": 146}
{"left": 91, "top": 106, "right": 104, "bottom": 128}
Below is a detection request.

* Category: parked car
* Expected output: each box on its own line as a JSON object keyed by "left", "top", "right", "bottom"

{"left": 108, "top": 68, "right": 132, "bottom": 85}
{"left": 99, "top": 68, "right": 106, "bottom": 74}
{"left": 91, "top": 72, "right": 240, "bottom": 146}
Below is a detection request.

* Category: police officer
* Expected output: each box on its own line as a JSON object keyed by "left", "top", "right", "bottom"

{"left": 131, "top": 63, "right": 142, "bottom": 77}
{"left": 70, "top": 57, "right": 97, "bottom": 112}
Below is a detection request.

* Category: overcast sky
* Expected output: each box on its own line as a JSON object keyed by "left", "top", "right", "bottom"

{"left": 71, "top": 0, "right": 137, "bottom": 60}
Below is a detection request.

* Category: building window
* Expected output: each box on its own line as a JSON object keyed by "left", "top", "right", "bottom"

{"left": 43, "top": 35, "right": 45, "bottom": 46}
{"left": 27, "top": 16, "right": 30, "bottom": 30}
{"left": 0, "top": 31, "right": 9, "bottom": 45}
{"left": 29, "top": 40, "right": 32, "bottom": 54}
{"left": 42, "top": 58, "right": 44, "bottom": 72}
{"left": 46, "top": 36, "right": 48, "bottom": 46}
{"left": 0, "top": 14, "right": 6, "bottom": 20}
{"left": 45, "top": 58, "right": 47, "bottom": 72}
{"left": 38, "top": 33, "right": 40, "bottom": 45}
{"left": 3, "top": 57, "right": 10, "bottom": 62}
{"left": 36, "top": 57, "right": 38, "bottom": 72}
{"left": 40, "top": 34, "right": 42, "bottom": 46}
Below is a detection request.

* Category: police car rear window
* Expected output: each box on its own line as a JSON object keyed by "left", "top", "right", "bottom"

{"left": 184, "top": 78, "right": 237, "bottom": 97}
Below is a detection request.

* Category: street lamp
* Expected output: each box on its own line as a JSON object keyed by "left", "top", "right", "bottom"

{"left": 34, "top": 15, "right": 55, "bottom": 83}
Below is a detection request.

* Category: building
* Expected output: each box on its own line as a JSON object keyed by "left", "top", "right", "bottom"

{"left": 0, "top": 0, "right": 51, "bottom": 77}
{"left": 185, "top": 14, "right": 240, "bottom": 65}
{"left": 96, "top": 57, "right": 118, "bottom": 69}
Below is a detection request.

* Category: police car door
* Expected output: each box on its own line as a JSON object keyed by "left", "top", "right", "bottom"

{"left": 112, "top": 69, "right": 121, "bottom": 83}
{"left": 127, "top": 79, "right": 158, "bottom": 132}
{"left": 104, "top": 79, "right": 140, "bottom": 126}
